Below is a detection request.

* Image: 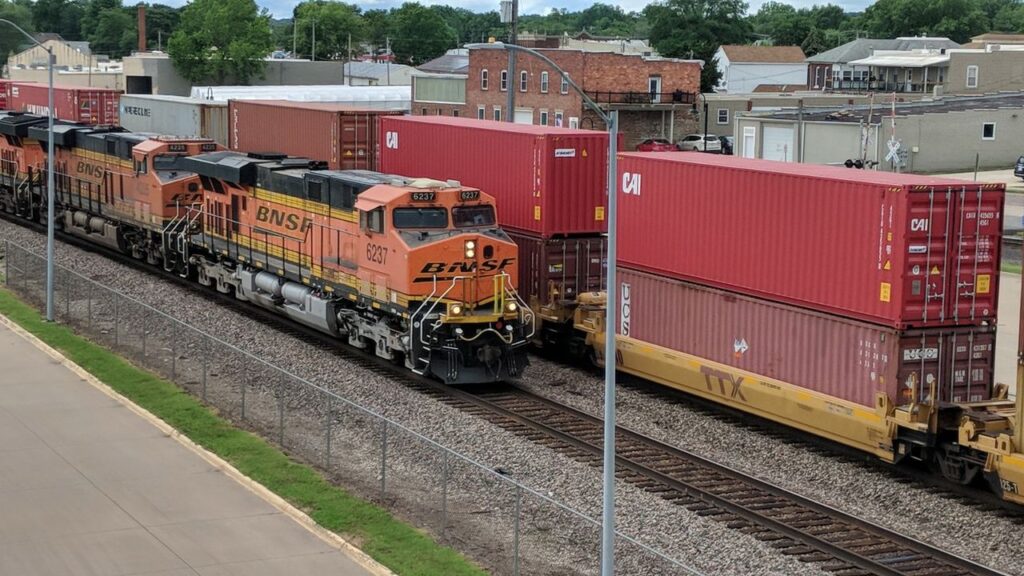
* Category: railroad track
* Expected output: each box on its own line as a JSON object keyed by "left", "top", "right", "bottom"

{"left": 0, "top": 212, "right": 1012, "bottom": 575}
{"left": 429, "top": 386, "right": 1009, "bottom": 576}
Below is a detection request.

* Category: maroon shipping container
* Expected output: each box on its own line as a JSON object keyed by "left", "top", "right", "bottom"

{"left": 619, "top": 267, "right": 995, "bottom": 407}
{"left": 8, "top": 82, "right": 119, "bottom": 125}
{"left": 617, "top": 153, "right": 1004, "bottom": 329}
{"left": 0, "top": 79, "right": 16, "bottom": 109}
{"left": 378, "top": 115, "right": 616, "bottom": 238}
{"left": 507, "top": 230, "right": 606, "bottom": 310}
{"left": 228, "top": 100, "right": 401, "bottom": 170}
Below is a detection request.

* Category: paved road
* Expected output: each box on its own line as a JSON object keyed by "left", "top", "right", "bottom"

{"left": 0, "top": 320, "right": 385, "bottom": 576}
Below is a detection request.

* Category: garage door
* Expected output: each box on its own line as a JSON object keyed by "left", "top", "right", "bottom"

{"left": 514, "top": 108, "right": 533, "bottom": 124}
{"left": 762, "top": 125, "right": 794, "bottom": 162}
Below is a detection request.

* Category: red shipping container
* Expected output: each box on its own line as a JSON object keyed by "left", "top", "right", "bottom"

{"left": 8, "top": 82, "right": 119, "bottom": 125}
{"left": 228, "top": 100, "right": 401, "bottom": 170}
{"left": 617, "top": 153, "right": 1004, "bottom": 328}
{"left": 619, "top": 267, "right": 995, "bottom": 407}
{"left": 508, "top": 230, "right": 606, "bottom": 310}
{"left": 378, "top": 115, "right": 615, "bottom": 238}
{"left": 0, "top": 79, "right": 17, "bottom": 110}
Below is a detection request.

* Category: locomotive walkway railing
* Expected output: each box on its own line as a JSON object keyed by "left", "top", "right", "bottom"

{"left": 1, "top": 240, "right": 700, "bottom": 576}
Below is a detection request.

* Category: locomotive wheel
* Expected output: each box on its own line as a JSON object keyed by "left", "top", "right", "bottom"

{"left": 933, "top": 446, "right": 981, "bottom": 485}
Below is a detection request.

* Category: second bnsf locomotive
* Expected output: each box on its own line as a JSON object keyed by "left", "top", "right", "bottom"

{"left": 0, "top": 112, "right": 533, "bottom": 383}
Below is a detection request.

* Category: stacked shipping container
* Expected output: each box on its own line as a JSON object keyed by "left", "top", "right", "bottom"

{"left": 616, "top": 152, "right": 1004, "bottom": 406}
{"left": 119, "top": 95, "right": 229, "bottom": 146}
{"left": 228, "top": 100, "right": 401, "bottom": 171}
{"left": 7, "top": 82, "right": 120, "bottom": 125}
{"left": 378, "top": 115, "right": 615, "bottom": 322}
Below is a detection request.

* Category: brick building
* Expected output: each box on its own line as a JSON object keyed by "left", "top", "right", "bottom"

{"left": 412, "top": 47, "right": 702, "bottom": 149}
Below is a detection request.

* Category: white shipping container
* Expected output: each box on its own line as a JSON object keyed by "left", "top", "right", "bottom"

{"left": 189, "top": 85, "right": 411, "bottom": 111}
{"left": 119, "top": 94, "right": 229, "bottom": 146}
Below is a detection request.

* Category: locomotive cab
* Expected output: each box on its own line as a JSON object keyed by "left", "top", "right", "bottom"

{"left": 353, "top": 178, "right": 534, "bottom": 383}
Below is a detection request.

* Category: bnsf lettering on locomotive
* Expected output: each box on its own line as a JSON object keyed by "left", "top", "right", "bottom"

{"left": 76, "top": 160, "right": 104, "bottom": 179}
{"left": 255, "top": 205, "right": 312, "bottom": 232}
{"left": 419, "top": 258, "right": 515, "bottom": 275}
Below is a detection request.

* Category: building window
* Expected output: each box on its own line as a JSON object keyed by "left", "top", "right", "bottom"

{"left": 554, "top": 110, "right": 564, "bottom": 127}
{"left": 982, "top": 122, "right": 995, "bottom": 140}
{"left": 560, "top": 75, "right": 569, "bottom": 94}
{"left": 481, "top": 69, "right": 489, "bottom": 90}
{"left": 493, "top": 105, "right": 502, "bottom": 121}
{"left": 717, "top": 108, "right": 729, "bottom": 125}
{"left": 453, "top": 109, "right": 460, "bottom": 117}
{"left": 540, "top": 71, "right": 549, "bottom": 93}
{"left": 500, "top": 70, "right": 508, "bottom": 91}
{"left": 568, "top": 117, "right": 579, "bottom": 129}
{"left": 421, "top": 108, "right": 427, "bottom": 115}
{"left": 436, "top": 109, "right": 442, "bottom": 115}
{"left": 539, "top": 109, "right": 548, "bottom": 125}
{"left": 477, "top": 105, "right": 485, "bottom": 119}
{"left": 519, "top": 71, "right": 528, "bottom": 92}
{"left": 967, "top": 65, "right": 979, "bottom": 88}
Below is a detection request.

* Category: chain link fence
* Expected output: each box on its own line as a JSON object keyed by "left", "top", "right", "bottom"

{"left": 1, "top": 240, "right": 701, "bottom": 576}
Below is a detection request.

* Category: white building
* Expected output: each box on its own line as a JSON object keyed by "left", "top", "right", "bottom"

{"left": 714, "top": 45, "right": 808, "bottom": 93}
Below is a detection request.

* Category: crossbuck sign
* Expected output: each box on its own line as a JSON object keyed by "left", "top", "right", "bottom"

{"left": 885, "top": 138, "right": 902, "bottom": 164}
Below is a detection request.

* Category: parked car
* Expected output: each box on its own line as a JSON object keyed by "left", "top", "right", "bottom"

{"left": 1015, "top": 155, "right": 1024, "bottom": 180}
{"left": 720, "top": 135, "right": 734, "bottom": 155}
{"left": 636, "top": 138, "right": 679, "bottom": 152}
{"left": 678, "top": 134, "right": 722, "bottom": 153}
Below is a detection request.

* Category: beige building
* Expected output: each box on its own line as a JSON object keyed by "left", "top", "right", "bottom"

{"left": 945, "top": 46, "right": 1024, "bottom": 95}
{"left": 733, "top": 93, "right": 1024, "bottom": 173}
{"left": 9, "top": 66, "right": 123, "bottom": 90}
{"left": 7, "top": 37, "right": 99, "bottom": 70}
{"left": 123, "top": 52, "right": 347, "bottom": 96}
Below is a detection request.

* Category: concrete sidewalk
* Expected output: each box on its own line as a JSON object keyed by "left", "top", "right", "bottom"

{"left": 0, "top": 319, "right": 387, "bottom": 576}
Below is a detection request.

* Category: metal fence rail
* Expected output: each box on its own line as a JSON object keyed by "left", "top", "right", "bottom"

{"left": 1, "top": 240, "right": 701, "bottom": 576}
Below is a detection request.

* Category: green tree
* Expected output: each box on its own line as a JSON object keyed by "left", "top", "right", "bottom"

{"left": 645, "top": 0, "right": 752, "bottom": 91}
{"left": 167, "top": 0, "right": 273, "bottom": 84}
{"left": 88, "top": 6, "right": 135, "bottom": 58}
{"left": 362, "top": 8, "right": 391, "bottom": 50}
{"left": 0, "top": 0, "right": 33, "bottom": 59}
{"left": 994, "top": 3, "right": 1024, "bottom": 31}
{"left": 862, "top": 0, "right": 990, "bottom": 43}
{"left": 80, "top": 0, "right": 120, "bottom": 41}
{"left": 389, "top": 2, "right": 456, "bottom": 65}
{"left": 30, "top": 0, "right": 84, "bottom": 39}
{"left": 293, "top": 0, "right": 365, "bottom": 60}
{"left": 143, "top": 3, "right": 180, "bottom": 50}
{"left": 801, "top": 26, "right": 829, "bottom": 55}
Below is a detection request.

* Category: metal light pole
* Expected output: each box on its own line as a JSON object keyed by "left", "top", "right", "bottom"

{"left": 499, "top": 0, "right": 518, "bottom": 122}
{"left": 2, "top": 20, "right": 55, "bottom": 321}
{"left": 467, "top": 41, "right": 619, "bottom": 574}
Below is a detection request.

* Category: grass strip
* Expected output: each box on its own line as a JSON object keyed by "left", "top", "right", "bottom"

{"left": 1002, "top": 262, "right": 1022, "bottom": 275}
{"left": 0, "top": 287, "right": 485, "bottom": 576}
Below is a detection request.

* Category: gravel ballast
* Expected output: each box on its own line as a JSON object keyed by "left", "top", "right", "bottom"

{"left": 0, "top": 222, "right": 830, "bottom": 576}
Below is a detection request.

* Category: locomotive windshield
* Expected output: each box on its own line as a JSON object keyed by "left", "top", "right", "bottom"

{"left": 393, "top": 207, "right": 448, "bottom": 229}
{"left": 453, "top": 205, "right": 496, "bottom": 228}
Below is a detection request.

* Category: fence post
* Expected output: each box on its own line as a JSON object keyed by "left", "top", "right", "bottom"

{"left": 241, "top": 363, "right": 248, "bottom": 420}
{"left": 171, "top": 321, "right": 177, "bottom": 380}
{"left": 113, "top": 293, "right": 119, "bottom": 347}
{"left": 141, "top": 317, "right": 147, "bottom": 358}
{"left": 380, "top": 421, "right": 388, "bottom": 500}
{"left": 87, "top": 283, "right": 92, "bottom": 330}
{"left": 513, "top": 484, "right": 522, "bottom": 576}
{"left": 201, "top": 337, "right": 208, "bottom": 402}
{"left": 64, "top": 270, "right": 70, "bottom": 319}
{"left": 3, "top": 240, "right": 8, "bottom": 285}
{"left": 324, "top": 394, "right": 333, "bottom": 469}
{"left": 441, "top": 450, "right": 449, "bottom": 539}
{"left": 277, "top": 378, "right": 285, "bottom": 447}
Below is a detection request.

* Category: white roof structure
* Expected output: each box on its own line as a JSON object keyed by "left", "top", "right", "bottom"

{"left": 848, "top": 50, "right": 950, "bottom": 68}
{"left": 189, "top": 85, "right": 411, "bottom": 111}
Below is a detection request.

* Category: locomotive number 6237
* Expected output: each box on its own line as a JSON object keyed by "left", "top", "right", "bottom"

{"left": 366, "top": 243, "right": 388, "bottom": 264}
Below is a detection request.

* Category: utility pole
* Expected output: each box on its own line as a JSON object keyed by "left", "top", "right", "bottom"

{"left": 385, "top": 37, "right": 392, "bottom": 86}
{"left": 312, "top": 20, "right": 316, "bottom": 61}
{"left": 292, "top": 20, "right": 297, "bottom": 57}
{"left": 500, "top": 0, "right": 518, "bottom": 123}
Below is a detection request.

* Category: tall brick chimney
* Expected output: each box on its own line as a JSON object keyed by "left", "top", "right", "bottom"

{"left": 137, "top": 4, "right": 147, "bottom": 52}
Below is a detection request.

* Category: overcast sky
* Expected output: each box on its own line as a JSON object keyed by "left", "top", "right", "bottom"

{"left": 165, "top": 0, "right": 873, "bottom": 20}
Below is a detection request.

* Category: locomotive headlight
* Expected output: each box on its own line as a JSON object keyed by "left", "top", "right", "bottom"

{"left": 466, "top": 249, "right": 476, "bottom": 258}
{"left": 449, "top": 304, "right": 463, "bottom": 316}
{"left": 505, "top": 301, "right": 518, "bottom": 313}
{"left": 465, "top": 240, "right": 476, "bottom": 258}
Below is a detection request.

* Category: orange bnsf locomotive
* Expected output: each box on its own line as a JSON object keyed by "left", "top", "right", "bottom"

{"left": 0, "top": 113, "right": 533, "bottom": 383}
{"left": 172, "top": 152, "right": 533, "bottom": 383}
